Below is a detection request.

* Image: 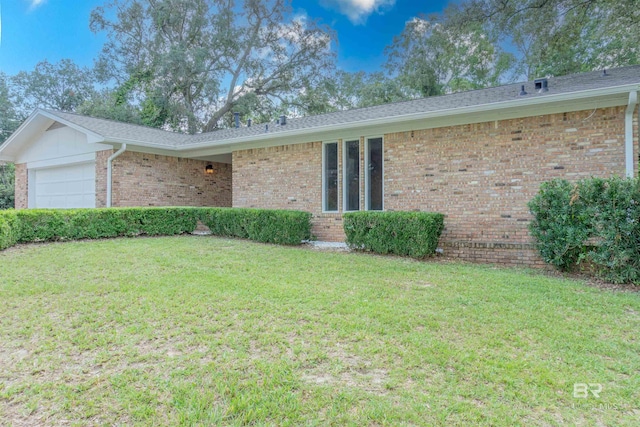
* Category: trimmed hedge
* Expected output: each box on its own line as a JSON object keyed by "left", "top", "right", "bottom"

{"left": 343, "top": 211, "right": 445, "bottom": 258}
{"left": 13, "top": 208, "right": 199, "bottom": 243}
{"left": 0, "top": 207, "right": 311, "bottom": 251}
{"left": 0, "top": 210, "right": 19, "bottom": 250}
{"left": 529, "top": 176, "right": 640, "bottom": 284}
{"left": 199, "top": 208, "right": 312, "bottom": 245}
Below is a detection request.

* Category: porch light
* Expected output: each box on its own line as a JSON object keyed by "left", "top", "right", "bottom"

{"left": 205, "top": 164, "right": 214, "bottom": 174}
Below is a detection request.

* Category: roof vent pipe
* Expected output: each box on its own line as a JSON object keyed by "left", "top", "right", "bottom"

{"left": 247, "top": 118, "right": 252, "bottom": 127}
{"left": 519, "top": 85, "right": 528, "bottom": 96}
{"left": 602, "top": 69, "right": 609, "bottom": 77}
{"left": 534, "top": 78, "right": 548, "bottom": 93}
{"left": 280, "top": 115, "right": 286, "bottom": 125}
{"left": 234, "top": 112, "right": 240, "bottom": 128}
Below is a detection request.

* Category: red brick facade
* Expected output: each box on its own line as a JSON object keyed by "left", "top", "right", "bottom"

{"left": 95, "top": 149, "right": 112, "bottom": 208}
{"left": 232, "top": 106, "right": 638, "bottom": 265}
{"left": 15, "top": 151, "right": 232, "bottom": 210}
{"left": 14, "top": 163, "right": 27, "bottom": 209}
{"left": 110, "top": 151, "right": 232, "bottom": 207}
{"left": 233, "top": 142, "right": 346, "bottom": 241}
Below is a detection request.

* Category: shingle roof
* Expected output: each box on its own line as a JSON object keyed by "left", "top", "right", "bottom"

{"left": 47, "top": 110, "right": 188, "bottom": 147}
{"left": 44, "top": 65, "right": 640, "bottom": 148}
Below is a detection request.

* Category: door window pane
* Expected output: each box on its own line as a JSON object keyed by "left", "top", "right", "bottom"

{"left": 344, "top": 140, "right": 360, "bottom": 211}
{"left": 323, "top": 142, "right": 338, "bottom": 211}
{"left": 367, "top": 137, "right": 383, "bottom": 210}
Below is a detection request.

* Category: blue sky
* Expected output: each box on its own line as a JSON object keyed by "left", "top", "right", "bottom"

{"left": 0, "top": 0, "right": 449, "bottom": 76}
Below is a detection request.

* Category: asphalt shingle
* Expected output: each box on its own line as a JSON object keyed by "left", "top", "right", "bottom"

{"left": 45, "top": 65, "right": 640, "bottom": 149}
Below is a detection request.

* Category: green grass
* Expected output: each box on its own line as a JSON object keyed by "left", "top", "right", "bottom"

{"left": 0, "top": 236, "right": 639, "bottom": 426}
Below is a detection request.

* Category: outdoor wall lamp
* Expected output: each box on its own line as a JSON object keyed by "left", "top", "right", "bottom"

{"left": 205, "top": 164, "right": 214, "bottom": 174}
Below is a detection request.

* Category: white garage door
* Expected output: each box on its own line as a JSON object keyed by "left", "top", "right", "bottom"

{"left": 33, "top": 162, "right": 96, "bottom": 208}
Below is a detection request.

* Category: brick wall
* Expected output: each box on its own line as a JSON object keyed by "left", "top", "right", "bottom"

{"left": 95, "top": 149, "right": 112, "bottom": 208}
{"left": 112, "top": 151, "right": 232, "bottom": 207}
{"left": 232, "top": 106, "right": 635, "bottom": 266}
{"left": 233, "top": 142, "right": 346, "bottom": 241}
{"left": 14, "top": 163, "right": 27, "bottom": 209}
{"left": 384, "top": 106, "right": 630, "bottom": 264}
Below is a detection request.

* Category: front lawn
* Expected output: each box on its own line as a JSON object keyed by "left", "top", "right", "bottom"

{"left": 1, "top": 237, "right": 638, "bottom": 425}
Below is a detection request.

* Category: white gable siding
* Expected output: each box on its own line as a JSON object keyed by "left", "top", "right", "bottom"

{"left": 15, "top": 125, "right": 111, "bottom": 168}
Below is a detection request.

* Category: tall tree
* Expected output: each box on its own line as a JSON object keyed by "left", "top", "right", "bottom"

{"left": 10, "top": 59, "right": 96, "bottom": 114}
{"left": 456, "top": 0, "right": 640, "bottom": 78}
{"left": 0, "top": 73, "right": 22, "bottom": 144}
{"left": 386, "top": 13, "right": 515, "bottom": 96}
{"left": 0, "top": 162, "right": 15, "bottom": 210}
{"left": 289, "top": 70, "right": 407, "bottom": 116}
{"left": 90, "top": 0, "right": 335, "bottom": 133}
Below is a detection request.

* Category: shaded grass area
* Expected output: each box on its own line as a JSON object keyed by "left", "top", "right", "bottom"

{"left": 0, "top": 236, "right": 639, "bottom": 426}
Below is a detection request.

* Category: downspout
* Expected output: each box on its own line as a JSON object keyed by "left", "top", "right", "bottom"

{"left": 106, "top": 144, "right": 127, "bottom": 207}
{"left": 625, "top": 91, "right": 638, "bottom": 178}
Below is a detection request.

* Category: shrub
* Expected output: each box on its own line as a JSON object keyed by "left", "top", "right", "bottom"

{"left": 343, "top": 211, "right": 444, "bottom": 258}
{"left": 199, "top": 208, "right": 312, "bottom": 245}
{"left": 529, "top": 177, "right": 640, "bottom": 284}
{"left": 13, "top": 207, "right": 200, "bottom": 243}
{"left": 527, "top": 179, "right": 593, "bottom": 270}
{"left": 0, "top": 207, "right": 312, "bottom": 252}
{"left": 0, "top": 210, "right": 19, "bottom": 250}
{"left": 588, "top": 177, "right": 640, "bottom": 284}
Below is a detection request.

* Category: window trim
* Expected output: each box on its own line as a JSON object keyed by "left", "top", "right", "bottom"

{"left": 321, "top": 141, "right": 339, "bottom": 213}
{"left": 365, "top": 135, "right": 384, "bottom": 211}
{"left": 342, "top": 138, "right": 361, "bottom": 212}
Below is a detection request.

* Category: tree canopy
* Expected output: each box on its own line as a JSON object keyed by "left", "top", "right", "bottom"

{"left": 10, "top": 59, "right": 96, "bottom": 114}
{"left": 90, "top": 0, "right": 335, "bottom": 133}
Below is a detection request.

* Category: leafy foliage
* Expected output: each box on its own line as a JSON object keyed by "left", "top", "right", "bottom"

{"left": 90, "top": 0, "right": 335, "bottom": 133}
{"left": 199, "top": 208, "right": 311, "bottom": 245}
{"left": 456, "top": 0, "right": 640, "bottom": 78}
{"left": 343, "top": 211, "right": 445, "bottom": 258}
{"left": 291, "top": 70, "right": 408, "bottom": 115}
{"left": 0, "top": 163, "right": 15, "bottom": 210}
{"left": 386, "top": 13, "right": 515, "bottom": 95}
{"left": 0, "top": 210, "right": 19, "bottom": 250}
{"left": 0, "top": 73, "right": 23, "bottom": 143}
{"left": 529, "top": 177, "right": 640, "bottom": 284}
{"left": 10, "top": 59, "right": 96, "bottom": 113}
{"left": 0, "top": 207, "right": 311, "bottom": 250}
{"left": 527, "top": 179, "right": 593, "bottom": 270}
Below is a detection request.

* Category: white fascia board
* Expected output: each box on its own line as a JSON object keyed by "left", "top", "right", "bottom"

{"left": 176, "top": 83, "right": 640, "bottom": 153}
{"left": 0, "top": 112, "right": 43, "bottom": 160}
{"left": 180, "top": 86, "right": 636, "bottom": 158}
{"left": 0, "top": 109, "right": 107, "bottom": 161}
{"left": 104, "top": 137, "right": 181, "bottom": 151}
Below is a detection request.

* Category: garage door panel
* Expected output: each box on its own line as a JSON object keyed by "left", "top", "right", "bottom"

{"left": 33, "top": 162, "right": 96, "bottom": 209}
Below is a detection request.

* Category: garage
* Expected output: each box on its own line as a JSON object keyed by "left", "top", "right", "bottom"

{"left": 31, "top": 162, "right": 96, "bottom": 208}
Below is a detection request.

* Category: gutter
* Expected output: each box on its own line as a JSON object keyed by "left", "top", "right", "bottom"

{"left": 106, "top": 144, "right": 127, "bottom": 207}
{"left": 176, "top": 82, "right": 640, "bottom": 151}
{"left": 625, "top": 91, "right": 638, "bottom": 178}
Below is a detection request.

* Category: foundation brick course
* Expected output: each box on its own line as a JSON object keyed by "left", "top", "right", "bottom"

{"left": 110, "top": 151, "right": 232, "bottom": 207}
{"left": 232, "top": 106, "right": 637, "bottom": 266}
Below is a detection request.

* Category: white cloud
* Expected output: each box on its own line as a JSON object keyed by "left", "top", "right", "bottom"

{"left": 320, "top": 0, "right": 396, "bottom": 25}
{"left": 27, "top": 0, "right": 47, "bottom": 11}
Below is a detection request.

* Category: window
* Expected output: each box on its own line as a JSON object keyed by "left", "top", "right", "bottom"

{"left": 343, "top": 139, "right": 360, "bottom": 211}
{"left": 323, "top": 142, "right": 338, "bottom": 212}
{"left": 366, "top": 137, "right": 383, "bottom": 210}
